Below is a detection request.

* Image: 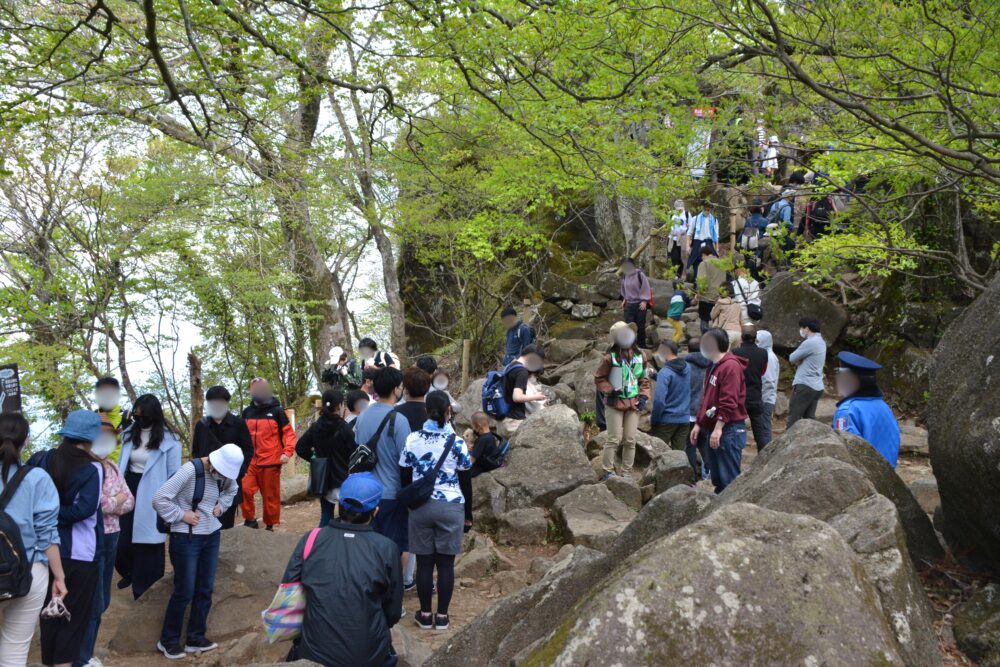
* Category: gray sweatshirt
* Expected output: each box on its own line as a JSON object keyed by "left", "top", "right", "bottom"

{"left": 789, "top": 334, "right": 827, "bottom": 392}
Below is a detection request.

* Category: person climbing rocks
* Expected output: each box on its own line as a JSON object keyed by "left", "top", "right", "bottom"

{"left": 501, "top": 306, "right": 536, "bottom": 366}
{"left": 241, "top": 378, "right": 297, "bottom": 530}
{"left": 650, "top": 341, "right": 691, "bottom": 452}
{"left": 667, "top": 281, "right": 692, "bottom": 344}
{"left": 833, "top": 352, "right": 901, "bottom": 468}
{"left": 695, "top": 245, "right": 727, "bottom": 333}
{"left": 686, "top": 202, "right": 719, "bottom": 275}
{"left": 787, "top": 317, "right": 827, "bottom": 428}
{"left": 594, "top": 322, "right": 650, "bottom": 481}
{"left": 710, "top": 284, "right": 744, "bottom": 348}
{"left": 690, "top": 328, "right": 749, "bottom": 493}
{"left": 619, "top": 257, "right": 652, "bottom": 349}
{"left": 497, "top": 344, "right": 547, "bottom": 440}
{"left": 359, "top": 338, "right": 398, "bottom": 370}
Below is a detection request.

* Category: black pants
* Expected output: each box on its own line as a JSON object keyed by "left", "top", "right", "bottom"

{"left": 746, "top": 402, "right": 771, "bottom": 451}
{"left": 787, "top": 385, "right": 824, "bottom": 428}
{"left": 623, "top": 302, "right": 648, "bottom": 348}
{"left": 669, "top": 245, "right": 684, "bottom": 277}
{"left": 116, "top": 471, "right": 165, "bottom": 599}
{"left": 41, "top": 559, "right": 99, "bottom": 665}
{"left": 698, "top": 300, "right": 714, "bottom": 333}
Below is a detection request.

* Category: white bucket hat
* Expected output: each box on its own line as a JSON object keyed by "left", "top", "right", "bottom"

{"left": 209, "top": 443, "right": 245, "bottom": 480}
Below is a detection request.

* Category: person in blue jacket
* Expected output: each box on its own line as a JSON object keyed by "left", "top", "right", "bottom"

{"left": 649, "top": 340, "right": 691, "bottom": 452}
{"left": 832, "top": 351, "right": 901, "bottom": 468}
{"left": 501, "top": 306, "right": 535, "bottom": 366}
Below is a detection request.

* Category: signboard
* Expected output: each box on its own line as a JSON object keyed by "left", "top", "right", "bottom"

{"left": 0, "top": 364, "right": 22, "bottom": 414}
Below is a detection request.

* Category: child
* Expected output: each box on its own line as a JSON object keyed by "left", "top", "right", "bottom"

{"left": 466, "top": 412, "right": 504, "bottom": 477}
{"left": 667, "top": 282, "right": 692, "bottom": 343}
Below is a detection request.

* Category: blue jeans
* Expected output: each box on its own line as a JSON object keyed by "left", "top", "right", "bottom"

{"left": 76, "top": 531, "right": 120, "bottom": 667}
{"left": 707, "top": 422, "right": 747, "bottom": 494}
{"left": 160, "top": 530, "right": 221, "bottom": 646}
{"left": 319, "top": 497, "right": 335, "bottom": 528}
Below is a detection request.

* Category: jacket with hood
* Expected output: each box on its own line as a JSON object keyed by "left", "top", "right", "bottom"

{"left": 243, "top": 398, "right": 297, "bottom": 467}
{"left": 651, "top": 358, "right": 691, "bottom": 425}
{"left": 733, "top": 341, "right": 769, "bottom": 410}
{"left": 757, "top": 331, "right": 779, "bottom": 406}
{"left": 295, "top": 414, "right": 357, "bottom": 491}
{"left": 696, "top": 353, "right": 749, "bottom": 430}
{"left": 711, "top": 297, "right": 744, "bottom": 333}
{"left": 595, "top": 348, "right": 651, "bottom": 412}
{"left": 686, "top": 352, "right": 712, "bottom": 421}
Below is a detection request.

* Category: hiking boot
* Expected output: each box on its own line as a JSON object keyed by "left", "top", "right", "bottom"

{"left": 185, "top": 638, "right": 218, "bottom": 653}
{"left": 435, "top": 613, "right": 450, "bottom": 631}
{"left": 243, "top": 519, "right": 259, "bottom": 529}
{"left": 157, "top": 641, "right": 186, "bottom": 660}
{"left": 414, "top": 611, "right": 434, "bottom": 630}
{"left": 599, "top": 471, "right": 615, "bottom": 482}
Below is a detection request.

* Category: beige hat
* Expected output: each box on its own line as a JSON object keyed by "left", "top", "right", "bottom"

{"left": 609, "top": 321, "right": 638, "bottom": 339}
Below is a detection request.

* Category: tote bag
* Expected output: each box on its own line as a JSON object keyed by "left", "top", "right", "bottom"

{"left": 261, "top": 527, "right": 321, "bottom": 643}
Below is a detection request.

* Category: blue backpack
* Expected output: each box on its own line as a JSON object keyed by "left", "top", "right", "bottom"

{"left": 482, "top": 362, "right": 523, "bottom": 419}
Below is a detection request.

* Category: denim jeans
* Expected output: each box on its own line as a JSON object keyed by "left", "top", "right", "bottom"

{"left": 707, "top": 422, "right": 747, "bottom": 494}
{"left": 160, "top": 530, "right": 221, "bottom": 646}
{"left": 319, "top": 497, "right": 335, "bottom": 528}
{"left": 76, "top": 531, "right": 120, "bottom": 666}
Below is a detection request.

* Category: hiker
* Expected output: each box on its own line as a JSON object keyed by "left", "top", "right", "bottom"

{"left": 762, "top": 135, "right": 780, "bottom": 178}
{"left": 787, "top": 317, "right": 827, "bottom": 428}
{"left": 321, "top": 350, "right": 364, "bottom": 394}
{"left": 397, "top": 367, "right": 431, "bottom": 432}
{"left": 430, "top": 368, "right": 461, "bottom": 415}
{"left": 116, "top": 394, "right": 182, "bottom": 599}
{"left": 360, "top": 338, "right": 398, "bottom": 369}
{"left": 191, "top": 385, "right": 253, "bottom": 529}
{"left": 0, "top": 413, "right": 65, "bottom": 667}
{"left": 399, "top": 391, "right": 472, "bottom": 631}
{"left": 78, "top": 417, "right": 134, "bottom": 667}
{"left": 152, "top": 444, "right": 243, "bottom": 659}
{"left": 594, "top": 322, "right": 650, "bottom": 481}
{"left": 296, "top": 389, "right": 357, "bottom": 528}
{"left": 414, "top": 355, "right": 438, "bottom": 376}
{"left": 346, "top": 389, "right": 370, "bottom": 427}
{"left": 685, "top": 202, "right": 719, "bottom": 274}
{"left": 732, "top": 325, "right": 770, "bottom": 451}
{"left": 497, "top": 344, "right": 547, "bottom": 439}
{"left": 620, "top": 256, "right": 653, "bottom": 350}
{"left": 710, "top": 284, "right": 744, "bottom": 349}
{"left": 667, "top": 282, "right": 692, "bottom": 343}
{"left": 501, "top": 306, "right": 536, "bottom": 366}
{"left": 757, "top": 330, "right": 780, "bottom": 449}
{"left": 801, "top": 192, "right": 838, "bottom": 241}
{"left": 93, "top": 376, "right": 127, "bottom": 463}
{"left": 668, "top": 201, "right": 691, "bottom": 277}
{"left": 465, "top": 412, "right": 503, "bottom": 477}
{"left": 28, "top": 410, "right": 104, "bottom": 667}
{"left": 354, "top": 367, "right": 412, "bottom": 604}
{"left": 241, "top": 378, "right": 296, "bottom": 530}
{"left": 695, "top": 245, "right": 727, "bottom": 333}
{"left": 691, "top": 329, "right": 749, "bottom": 494}
{"left": 833, "top": 352, "right": 901, "bottom": 468}
{"left": 769, "top": 189, "right": 795, "bottom": 235}
{"left": 685, "top": 337, "right": 712, "bottom": 481}
{"left": 280, "top": 473, "right": 402, "bottom": 667}
{"left": 362, "top": 367, "right": 378, "bottom": 401}
{"left": 650, "top": 341, "right": 691, "bottom": 451}
{"left": 732, "top": 266, "right": 761, "bottom": 324}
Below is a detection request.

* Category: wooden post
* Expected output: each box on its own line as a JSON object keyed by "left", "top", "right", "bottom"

{"left": 461, "top": 339, "right": 472, "bottom": 391}
{"left": 187, "top": 351, "right": 203, "bottom": 448}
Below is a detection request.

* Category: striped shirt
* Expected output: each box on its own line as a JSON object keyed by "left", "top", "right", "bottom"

{"left": 152, "top": 460, "right": 238, "bottom": 535}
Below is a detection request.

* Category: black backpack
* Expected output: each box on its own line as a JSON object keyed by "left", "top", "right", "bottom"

{"left": 0, "top": 466, "right": 34, "bottom": 601}
{"left": 156, "top": 459, "right": 212, "bottom": 535}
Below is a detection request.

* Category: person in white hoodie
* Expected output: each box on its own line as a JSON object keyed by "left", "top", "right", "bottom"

{"left": 756, "top": 330, "right": 780, "bottom": 447}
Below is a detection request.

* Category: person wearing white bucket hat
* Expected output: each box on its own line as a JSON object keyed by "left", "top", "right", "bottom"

{"left": 152, "top": 443, "right": 244, "bottom": 659}
{"left": 594, "top": 322, "right": 651, "bottom": 481}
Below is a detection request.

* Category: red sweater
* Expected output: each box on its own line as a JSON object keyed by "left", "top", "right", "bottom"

{"left": 696, "top": 353, "right": 749, "bottom": 430}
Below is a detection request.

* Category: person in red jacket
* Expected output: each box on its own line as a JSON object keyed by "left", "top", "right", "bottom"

{"left": 690, "top": 328, "right": 749, "bottom": 493}
{"left": 241, "top": 378, "right": 296, "bottom": 530}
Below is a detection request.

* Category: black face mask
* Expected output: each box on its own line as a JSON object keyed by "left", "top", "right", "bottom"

{"left": 133, "top": 415, "right": 153, "bottom": 429}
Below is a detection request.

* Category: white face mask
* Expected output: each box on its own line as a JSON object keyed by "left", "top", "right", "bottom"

{"left": 91, "top": 434, "right": 118, "bottom": 460}
{"left": 799, "top": 328, "right": 808, "bottom": 339}
{"left": 205, "top": 401, "right": 230, "bottom": 420}
{"left": 355, "top": 401, "right": 369, "bottom": 414}
{"left": 433, "top": 379, "right": 449, "bottom": 391}
{"left": 615, "top": 332, "right": 636, "bottom": 348}
{"left": 96, "top": 390, "right": 120, "bottom": 412}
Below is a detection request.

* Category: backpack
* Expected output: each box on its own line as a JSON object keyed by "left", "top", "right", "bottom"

{"left": 348, "top": 410, "right": 396, "bottom": 473}
{"left": 156, "top": 459, "right": 212, "bottom": 535}
{"left": 482, "top": 362, "right": 523, "bottom": 419}
{"left": 738, "top": 225, "right": 760, "bottom": 251}
{"left": 0, "top": 466, "right": 33, "bottom": 601}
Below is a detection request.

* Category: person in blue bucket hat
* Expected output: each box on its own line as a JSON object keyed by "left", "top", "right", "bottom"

{"left": 832, "top": 351, "right": 901, "bottom": 468}
{"left": 280, "top": 472, "right": 403, "bottom": 667}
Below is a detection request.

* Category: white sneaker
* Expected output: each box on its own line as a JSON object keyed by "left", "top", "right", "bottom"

{"left": 86, "top": 659, "right": 105, "bottom": 667}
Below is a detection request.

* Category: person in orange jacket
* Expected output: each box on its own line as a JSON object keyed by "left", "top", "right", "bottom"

{"left": 241, "top": 378, "right": 296, "bottom": 530}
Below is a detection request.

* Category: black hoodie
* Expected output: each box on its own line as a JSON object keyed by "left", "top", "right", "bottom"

{"left": 733, "top": 342, "right": 769, "bottom": 411}
{"left": 295, "top": 414, "right": 357, "bottom": 490}
{"left": 685, "top": 352, "right": 713, "bottom": 420}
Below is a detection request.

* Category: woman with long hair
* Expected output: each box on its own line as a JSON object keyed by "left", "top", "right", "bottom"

{"left": 295, "top": 389, "right": 357, "bottom": 527}
{"left": 594, "top": 321, "right": 651, "bottom": 481}
{"left": 27, "top": 410, "right": 104, "bottom": 667}
{"left": 115, "top": 394, "right": 181, "bottom": 599}
{"left": 0, "top": 413, "right": 65, "bottom": 667}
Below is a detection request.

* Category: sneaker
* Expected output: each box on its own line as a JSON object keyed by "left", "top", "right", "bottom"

{"left": 599, "top": 471, "right": 615, "bottom": 482}
{"left": 157, "top": 641, "right": 186, "bottom": 660}
{"left": 414, "top": 611, "right": 434, "bottom": 630}
{"left": 243, "top": 519, "right": 259, "bottom": 529}
{"left": 86, "top": 658, "right": 105, "bottom": 667}
{"left": 265, "top": 525, "right": 274, "bottom": 532}
{"left": 117, "top": 576, "right": 131, "bottom": 590}
{"left": 400, "top": 606, "right": 406, "bottom": 618}
{"left": 185, "top": 638, "right": 219, "bottom": 653}
{"left": 403, "top": 581, "right": 416, "bottom": 593}
{"left": 434, "top": 613, "right": 450, "bottom": 631}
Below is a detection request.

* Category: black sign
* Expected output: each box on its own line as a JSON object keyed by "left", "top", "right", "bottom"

{"left": 0, "top": 364, "right": 22, "bottom": 414}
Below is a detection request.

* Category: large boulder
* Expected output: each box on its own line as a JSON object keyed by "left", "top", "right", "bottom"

{"left": 954, "top": 583, "right": 1000, "bottom": 665}
{"left": 523, "top": 504, "right": 908, "bottom": 665}
{"left": 868, "top": 340, "right": 932, "bottom": 413}
{"left": 109, "top": 528, "right": 298, "bottom": 654}
{"left": 545, "top": 338, "right": 591, "bottom": 364}
{"left": 453, "top": 377, "right": 485, "bottom": 429}
{"left": 540, "top": 273, "right": 602, "bottom": 305}
{"left": 929, "top": 272, "right": 1000, "bottom": 572}
{"left": 639, "top": 449, "right": 694, "bottom": 494}
{"left": 648, "top": 277, "right": 675, "bottom": 317}
{"left": 552, "top": 483, "right": 636, "bottom": 551}
{"left": 280, "top": 474, "right": 309, "bottom": 504}
{"left": 586, "top": 430, "right": 667, "bottom": 475}
{"left": 569, "top": 354, "right": 603, "bottom": 415}
{"left": 758, "top": 272, "right": 848, "bottom": 352}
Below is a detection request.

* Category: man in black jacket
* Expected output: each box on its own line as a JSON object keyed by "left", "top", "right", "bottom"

{"left": 191, "top": 385, "right": 254, "bottom": 528}
{"left": 282, "top": 473, "right": 402, "bottom": 667}
{"left": 732, "top": 325, "right": 771, "bottom": 450}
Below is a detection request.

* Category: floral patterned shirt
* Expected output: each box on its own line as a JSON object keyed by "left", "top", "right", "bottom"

{"left": 100, "top": 461, "right": 135, "bottom": 534}
{"left": 399, "top": 420, "right": 472, "bottom": 503}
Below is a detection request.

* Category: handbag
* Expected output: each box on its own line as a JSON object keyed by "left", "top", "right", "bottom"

{"left": 734, "top": 279, "right": 763, "bottom": 321}
{"left": 261, "top": 527, "right": 321, "bottom": 643}
{"left": 307, "top": 457, "right": 330, "bottom": 497}
{"left": 348, "top": 410, "right": 396, "bottom": 473}
{"left": 398, "top": 434, "right": 455, "bottom": 511}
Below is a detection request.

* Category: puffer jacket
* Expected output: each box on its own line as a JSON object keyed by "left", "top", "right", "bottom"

{"left": 243, "top": 399, "right": 297, "bottom": 467}
{"left": 711, "top": 297, "right": 744, "bottom": 333}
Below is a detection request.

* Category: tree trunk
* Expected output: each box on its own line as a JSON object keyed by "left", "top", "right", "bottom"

{"left": 370, "top": 221, "right": 407, "bottom": 362}
{"left": 188, "top": 351, "right": 203, "bottom": 444}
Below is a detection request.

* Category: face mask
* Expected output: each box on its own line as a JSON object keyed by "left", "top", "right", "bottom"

{"left": 251, "top": 392, "right": 271, "bottom": 404}
{"left": 96, "top": 391, "right": 119, "bottom": 412}
{"left": 615, "top": 332, "right": 636, "bottom": 348}
{"left": 799, "top": 328, "right": 807, "bottom": 339}
{"left": 359, "top": 348, "right": 374, "bottom": 359}
{"left": 91, "top": 434, "right": 117, "bottom": 459}
{"left": 433, "top": 379, "right": 449, "bottom": 391}
{"left": 133, "top": 415, "right": 153, "bottom": 429}
{"left": 205, "top": 401, "right": 230, "bottom": 420}
{"left": 355, "top": 401, "right": 369, "bottom": 414}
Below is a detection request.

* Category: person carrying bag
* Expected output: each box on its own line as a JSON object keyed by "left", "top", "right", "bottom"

{"left": 397, "top": 435, "right": 455, "bottom": 510}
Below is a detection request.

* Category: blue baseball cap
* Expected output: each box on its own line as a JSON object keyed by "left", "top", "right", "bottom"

{"left": 58, "top": 409, "right": 103, "bottom": 442}
{"left": 837, "top": 351, "right": 882, "bottom": 376}
{"left": 339, "top": 472, "right": 383, "bottom": 513}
